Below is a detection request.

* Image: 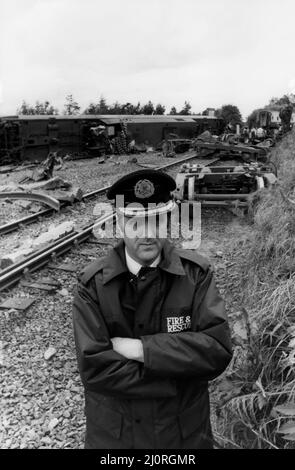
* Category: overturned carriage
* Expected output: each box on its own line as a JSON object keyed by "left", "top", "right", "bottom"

{"left": 0, "top": 114, "right": 224, "bottom": 164}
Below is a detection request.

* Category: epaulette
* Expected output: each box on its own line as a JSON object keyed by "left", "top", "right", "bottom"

{"left": 79, "top": 257, "right": 105, "bottom": 285}
{"left": 176, "top": 248, "right": 211, "bottom": 272}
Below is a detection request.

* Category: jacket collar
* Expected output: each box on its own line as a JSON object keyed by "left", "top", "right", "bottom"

{"left": 159, "top": 241, "right": 186, "bottom": 276}
{"left": 125, "top": 248, "right": 161, "bottom": 275}
{"left": 102, "top": 239, "right": 185, "bottom": 285}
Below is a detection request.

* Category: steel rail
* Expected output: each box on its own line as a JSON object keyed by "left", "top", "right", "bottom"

{"left": 0, "top": 208, "right": 56, "bottom": 235}
{"left": 0, "top": 231, "right": 76, "bottom": 278}
{"left": 193, "top": 193, "right": 250, "bottom": 201}
{"left": 0, "top": 152, "right": 204, "bottom": 236}
{"left": 0, "top": 214, "right": 114, "bottom": 292}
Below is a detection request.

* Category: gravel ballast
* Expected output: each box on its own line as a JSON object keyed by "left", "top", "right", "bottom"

{"left": 0, "top": 153, "right": 248, "bottom": 449}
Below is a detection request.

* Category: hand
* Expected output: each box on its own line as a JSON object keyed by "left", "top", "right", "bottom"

{"left": 111, "top": 337, "right": 144, "bottom": 362}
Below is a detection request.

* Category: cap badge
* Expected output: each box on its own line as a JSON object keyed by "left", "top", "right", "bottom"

{"left": 134, "top": 179, "right": 155, "bottom": 199}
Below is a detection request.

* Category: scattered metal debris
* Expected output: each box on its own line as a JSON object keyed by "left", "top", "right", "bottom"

{"left": 0, "top": 191, "right": 60, "bottom": 211}
{"left": 20, "top": 152, "right": 64, "bottom": 184}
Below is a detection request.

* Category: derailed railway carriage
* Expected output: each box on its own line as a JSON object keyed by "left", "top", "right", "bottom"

{"left": 174, "top": 162, "right": 277, "bottom": 207}
{"left": 0, "top": 114, "right": 224, "bottom": 163}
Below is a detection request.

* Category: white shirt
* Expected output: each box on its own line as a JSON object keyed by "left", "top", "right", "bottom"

{"left": 125, "top": 248, "right": 161, "bottom": 276}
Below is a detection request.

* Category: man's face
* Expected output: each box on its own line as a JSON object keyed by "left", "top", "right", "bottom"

{"left": 117, "top": 213, "right": 167, "bottom": 265}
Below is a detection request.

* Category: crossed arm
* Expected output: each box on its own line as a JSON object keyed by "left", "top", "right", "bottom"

{"left": 72, "top": 267, "right": 232, "bottom": 401}
{"left": 111, "top": 337, "right": 144, "bottom": 362}
{"left": 72, "top": 281, "right": 178, "bottom": 399}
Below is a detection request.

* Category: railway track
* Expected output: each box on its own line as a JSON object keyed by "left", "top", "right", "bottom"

{"left": 0, "top": 185, "right": 110, "bottom": 236}
{"left": 0, "top": 152, "right": 208, "bottom": 236}
{"left": 0, "top": 214, "right": 114, "bottom": 292}
{"left": 0, "top": 152, "right": 219, "bottom": 292}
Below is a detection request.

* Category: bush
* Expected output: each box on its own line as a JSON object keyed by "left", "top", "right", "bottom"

{"left": 218, "top": 129, "right": 295, "bottom": 449}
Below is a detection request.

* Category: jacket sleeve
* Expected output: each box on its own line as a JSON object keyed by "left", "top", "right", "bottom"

{"left": 141, "top": 267, "right": 232, "bottom": 380}
{"left": 72, "top": 280, "right": 177, "bottom": 399}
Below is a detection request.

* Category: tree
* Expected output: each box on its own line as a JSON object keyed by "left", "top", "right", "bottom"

{"left": 120, "top": 102, "right": 142, "bottom": 114}
{"left": 108, "top": 101, "right": 123, "bottom": 114}
{"left": 280, "top": 105, "right": 293, "bottom": 131}
{"left": 140, "top": 101, "right": 155, "bottom": 115}
{"left": 215, "top": 104, "right": 242, "bottom": 126}
{"left": 268, "top": 95, "right": 292, "bottom": 108}
{"left": 84, "top": 99, "right": 143, "bottom": 115}
{"left": 179, "top": 101, "right": 192, "bottom": 115}
{"left": 96, "top": 96, "right": 109, "bottom": 114}
{"left": 17, "top": 100, "right": 58, "bottom": 115}
{"left": 84, "top": 96, "right": 109, "bottom": 114}
{"left": 132, "top": 102, "right": 142, "bottom": 115}
{"left": 84, "top": 102, "right": 98, "bottom": 114}
{"left": 155, "top": 103, "right": 166, "bottom": 115}
{"left": 169, "top": 106, "right": 177, "bottom": 115}
{"left": 266, "top": 94, "right": 295, "bottom": 110}
{"left": 35, "top": 101, "right": 43, "bottom": 114}
{"left": 18, "top": 101, "right": 35, "bottom": 115}
{"left": 35, "top": 100, "right": 58, "bottom": 115}
{"left": 64, "top": 94, "right": 80, "bottom": 115}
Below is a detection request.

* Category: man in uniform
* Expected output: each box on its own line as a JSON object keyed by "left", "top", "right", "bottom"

{"left": 72, "top": 169, "right": 232, "bottom": 449}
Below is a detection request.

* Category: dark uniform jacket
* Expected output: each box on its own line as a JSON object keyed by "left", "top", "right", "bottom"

{"left": 72, "top": 240, "right": 232, "bottom": 449}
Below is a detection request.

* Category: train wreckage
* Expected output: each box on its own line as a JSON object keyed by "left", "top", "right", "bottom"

{"left": 174, "top": 162, "right": 277, "bottom": 207}
{"left": 0, "top": 114, "right": 225, "bottom": 163}
{"left": 0, "top": 112, "right": 281, "bottom": 214}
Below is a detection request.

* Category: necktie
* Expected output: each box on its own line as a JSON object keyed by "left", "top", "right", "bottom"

{"left": 137, "top": 266, "right": 157, "bottom": 277}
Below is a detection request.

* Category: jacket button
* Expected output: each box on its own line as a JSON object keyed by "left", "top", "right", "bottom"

{"left": 135, "top": 418, "right": 141, "bottom": 424}
{"left": 138, "top": 324, "right": 144, "bottom": 329}
{"left": 140, "top": 276, "right": 146, "bottom": 281}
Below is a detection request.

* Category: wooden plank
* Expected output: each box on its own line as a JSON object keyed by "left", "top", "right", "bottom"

{"left": 48, "top": 263, "right": 77, "bottom": 272}
{"left": 0, "top": 297, "right": 35, "bottom": 311}
{"left": 20, "top": 281, "right": 57, "bottom": 292}
{"left": 87, "top": 239, "right": 115, "bottom": 246}
{"left": 38, "top": 278, "right": 61, "bottom": 287}
{"left": 79, "top": 250, "right": 96, "bottom": 256}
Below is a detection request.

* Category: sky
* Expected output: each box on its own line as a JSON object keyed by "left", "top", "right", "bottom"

{"left": 1, "top": 0, "right": 295, "bottom": 119}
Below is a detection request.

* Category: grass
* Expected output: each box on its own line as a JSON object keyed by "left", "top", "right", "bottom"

{"left": 217, "top": 129, "right": 295, "bottom": 449}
